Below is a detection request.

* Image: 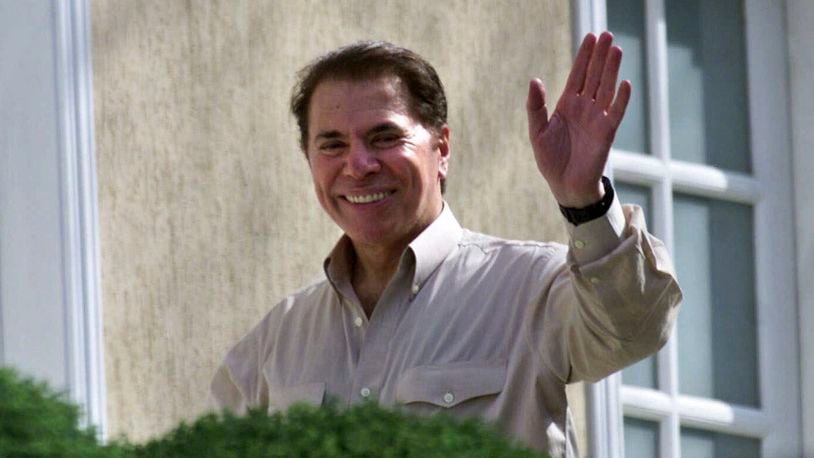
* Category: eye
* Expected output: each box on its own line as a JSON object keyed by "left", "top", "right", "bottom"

{"left": 318, "top": 141, "right": 346, "bottom": 156}
{"left": 371, "top": 133, "right": 403, "bottom": 148}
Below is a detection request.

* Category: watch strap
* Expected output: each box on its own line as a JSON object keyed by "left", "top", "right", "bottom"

{"left": 558, "top": 176, "right": 615, "bottom": 225}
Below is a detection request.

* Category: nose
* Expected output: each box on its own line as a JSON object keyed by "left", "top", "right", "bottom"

{"left": 344, "top": 142, "right": 381, "bottom": 179}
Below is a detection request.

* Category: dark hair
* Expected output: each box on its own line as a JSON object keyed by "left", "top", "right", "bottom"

{"left": 290, "top": 41, "right": 448, "bottom": 154}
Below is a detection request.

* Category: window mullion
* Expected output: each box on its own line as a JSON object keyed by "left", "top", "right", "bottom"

{"left": 646, "top": 0, "right": 670, "bottom": 164}
{"left": 610, "top": 150, "right": 663, "bottom": 182}
{"left": 644, "top": 0, "right": 680, "bottom": 457}
{"left": 676, "top": 395, "right": 771, "bottom": 438}
{"left": 572, "top": 0, "right": 607, "bottom": 39}
{"left": 655, "top": 177, "right": 679, "bottom": 458}
{"left": 622, "top": 386, "right": 673, "bottom": 420}
{"left": 669, "top": 161, "right": 759, "bottom": 203}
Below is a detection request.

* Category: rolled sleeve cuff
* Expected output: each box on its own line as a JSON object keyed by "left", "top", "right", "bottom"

{"left": 565, "top": 194, "right": 626, "bottom": 265}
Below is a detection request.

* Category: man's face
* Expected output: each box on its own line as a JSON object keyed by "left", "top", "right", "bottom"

{"left": 306, "top": 76, "right": 449, "bottom": 252}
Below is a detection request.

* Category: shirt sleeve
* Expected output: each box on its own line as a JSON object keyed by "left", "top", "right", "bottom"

{"left": 210, "top": 327, "right": 268, "bottom": 414}
{"left": 564, "top": 193, "right": 627, "bottom": 265}
{"left": 536, "top": 195, "right": 683, "bottom": 384}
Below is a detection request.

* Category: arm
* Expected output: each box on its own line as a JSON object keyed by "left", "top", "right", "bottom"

{"left": 557, "top": 201, "right": 681, "bottom": 383}
{"left": 210, "top": 327, "right": 268, "bottom": 414}
{"left": 527, "top": 32, "right": 681, "bottom": 382}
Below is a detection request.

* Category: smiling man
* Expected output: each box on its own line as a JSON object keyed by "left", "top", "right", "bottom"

{"left": 211, "top": 34, "right": 681, "bottom": 457}
{"left": 307, "top": 76, "right": 450, "bottom": 316}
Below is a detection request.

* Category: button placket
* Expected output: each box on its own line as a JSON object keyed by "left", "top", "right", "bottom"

{"left": 350, "top": 286, "right": 402, "bottom": 404}
{"left": 339, "top": 296, "right": 367, "bottom": 372}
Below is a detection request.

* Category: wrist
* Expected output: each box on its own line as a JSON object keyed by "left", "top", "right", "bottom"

{"left": 559, "top": 176, "right": 614, "bottom": 225}
{"left": 554, "top": 179, "right": 605, "bottom": 208}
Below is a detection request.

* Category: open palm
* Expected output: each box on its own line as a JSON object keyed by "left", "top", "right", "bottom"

{"left": 527, "top": 32, "right": 631, "bottom": 208}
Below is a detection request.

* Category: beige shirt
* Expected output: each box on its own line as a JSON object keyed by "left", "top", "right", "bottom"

{"left": 211, "top": 197, "right": 681, "bottom": 457}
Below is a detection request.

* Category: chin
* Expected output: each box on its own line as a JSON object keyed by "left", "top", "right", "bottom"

{"left": 345, "top": 223, "right": 407, "bottom": 247}
{"left": 347, "top": 228, "right": 394, "bottom": 245}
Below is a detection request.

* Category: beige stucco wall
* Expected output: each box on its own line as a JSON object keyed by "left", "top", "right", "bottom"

{"left": 91, "top": 0, "right": 585, "bottom": 447}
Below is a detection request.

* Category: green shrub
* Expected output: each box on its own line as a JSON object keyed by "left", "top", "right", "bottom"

{"left": 0, "top": 367, "right": 116, "bottom": 457}
{"left": 137, "top": 401, "right": 544, "bottom": 458}
{"left": 0, "top": 367, "right": 546, "bottom": 457}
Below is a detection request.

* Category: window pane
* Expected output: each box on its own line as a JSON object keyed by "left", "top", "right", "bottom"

{"left": 666, "top": 0, "right": 751, "bottom": 172}
{"left": 624, "top": 418, "right": 660, "bottom": 458}
{"left": 607, "top": 0, "right": 650, "bottom": 154}
{"left": 681, "top": 428, "right": 761, "bottom": 458}
{"left": 617, "top": 183, "right": 657, "bottom": 389}
{"left": 674, "top": 194, "right": 759, "bottom": 406}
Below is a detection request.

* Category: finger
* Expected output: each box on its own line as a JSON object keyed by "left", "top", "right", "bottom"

{"left": 564, "top": 33, "right": 597, "bottom": 95}
{"left": 582, "top": 31, "right": 613, "bottom": 98}
{"left": 595, "top": 46, "right": 622, "bottom": 109}
{"left": 608, "top": 80, "right": 632, "bottom": 128}
{"left": 526, "top": 78, "right": 549, "bottom": 138}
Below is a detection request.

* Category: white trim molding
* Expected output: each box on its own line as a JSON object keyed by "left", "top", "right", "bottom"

{"left": 787, "top": 0, "right": 814, "bottom": 455}
{"left": 54, "top": 0, "right": 107, "bottom": 437}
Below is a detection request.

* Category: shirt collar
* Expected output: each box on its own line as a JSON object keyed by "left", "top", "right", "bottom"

{"left": 323, "top": 234, "right": 356, "bottom": 300}
{"left": 406, "top": 202, "right": 463, "bottom": 290}
{"left": 323, "top": 202, "right": 463, "bottom": 297}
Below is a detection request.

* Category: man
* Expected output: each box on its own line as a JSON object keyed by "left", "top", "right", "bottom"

{"left": 211, "top": 32, "right": 681, "bottom": 457}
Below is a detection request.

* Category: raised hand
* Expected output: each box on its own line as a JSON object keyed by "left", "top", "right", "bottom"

{"left": 526, "top": 32, "right": 631, "bottom": 208}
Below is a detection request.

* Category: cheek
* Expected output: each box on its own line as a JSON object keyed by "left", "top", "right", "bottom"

{"left": 308, "top": 159, "right": 332, "bottom": 188}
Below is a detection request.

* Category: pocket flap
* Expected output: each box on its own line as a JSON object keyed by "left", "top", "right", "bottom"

{"left": 268, "top": 382, "right": 325, "bottom": 413}
{"left": 396, "top": 361, "right": 506, "bottom": 408}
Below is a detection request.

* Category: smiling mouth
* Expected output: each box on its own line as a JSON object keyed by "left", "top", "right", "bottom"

{"left": 344, "top": 191, "right": 394, "bottom": 204}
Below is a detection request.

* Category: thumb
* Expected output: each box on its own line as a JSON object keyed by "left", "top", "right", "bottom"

{"left": 526, "top": 78, "right": 549, "bottom": 139}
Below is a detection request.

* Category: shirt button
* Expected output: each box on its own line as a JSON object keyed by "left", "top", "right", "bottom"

{"left": 590, "top": 277, "right": 601, "bottom": 285}
{"left": 574, "top": 240, "right": 586, "bottom": 249}
{"left": 353, "top": 316, "right": 363, "bottom": 327}
{"left": 360, "top": 387, "right": 371, "bottom": 398}
{"left": 443, "top": 392, "right": 454, "bottom": 404}
{"left": 411, "top": 283, "right": 420, "bottom": 295}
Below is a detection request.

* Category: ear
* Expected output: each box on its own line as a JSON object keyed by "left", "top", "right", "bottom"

{"left": 436, "top": 125, "right": 451, "bottom": 179}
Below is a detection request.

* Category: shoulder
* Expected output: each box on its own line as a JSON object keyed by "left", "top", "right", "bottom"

{"left": 448, "top": 229, "right": 569, "bottom": 280}
{"left": 278, "top": 277, "right": 334, "bottom": 309}
{"left": 459, "top": 228, "right": 565, "bottom": 259}
{"left": 261, "top": 278, "right": 334, "bottom": 327}
{"left": 230, "top": 277, "right": 334, "bottom": 349}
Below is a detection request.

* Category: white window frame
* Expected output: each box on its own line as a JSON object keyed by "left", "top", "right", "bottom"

{"left": 57, "top": 0, "right": 107, "bottom": 436}
{"left": 0, "top": 0, "right": 105, "bottom": 437}
{"left": 574, "top": 0, "right": 802, "bottom": 456}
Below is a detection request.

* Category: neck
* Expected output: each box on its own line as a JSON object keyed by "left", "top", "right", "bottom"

{"left": 350, "top": 240, "right": 406, "bottom": 318}
{"left": 347, "top": 201, "right": 445, "bottom": 317}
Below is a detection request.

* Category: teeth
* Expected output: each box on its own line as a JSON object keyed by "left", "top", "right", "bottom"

{"left": 346, "top": 192, "right": 390, "bottom": 204}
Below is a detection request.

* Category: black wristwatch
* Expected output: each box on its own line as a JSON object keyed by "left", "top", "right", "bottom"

{"left": 558, "top": 176, "right": 615, "bottom": 225}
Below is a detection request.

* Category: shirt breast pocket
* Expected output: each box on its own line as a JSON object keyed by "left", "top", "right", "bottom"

{"left": 395, "top": 361, "right": 506, "bottom": 408}
{"left": 267, "top": 382, "right": 325, "bottom": 414}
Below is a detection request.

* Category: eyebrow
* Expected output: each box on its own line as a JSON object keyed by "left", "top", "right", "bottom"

{"left": 314, "top": 123, "right": 406, "bottom": 142}
{"left": 367, "top": 122, "right": 405, "bottom": 135}
{"left": 314, "top": 130, "right": 344, "bottom": 142}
